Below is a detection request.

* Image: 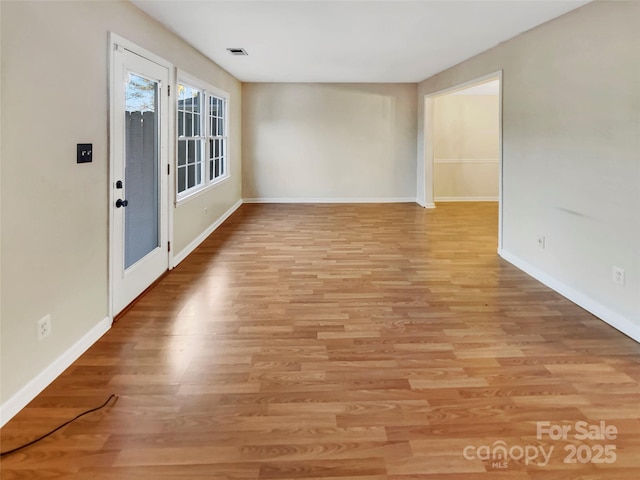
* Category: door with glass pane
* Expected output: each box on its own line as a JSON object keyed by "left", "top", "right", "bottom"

{"left": 111, "top": 46, "right": 169, "bottom": 315}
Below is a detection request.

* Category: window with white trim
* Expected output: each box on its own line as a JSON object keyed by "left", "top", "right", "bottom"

{"left": 176, "top": 75, "right": 228, "bottom": 200}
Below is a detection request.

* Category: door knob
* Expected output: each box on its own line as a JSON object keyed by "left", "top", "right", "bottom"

{"left": 116, "top": 199, "right": 128, "bottom": 208}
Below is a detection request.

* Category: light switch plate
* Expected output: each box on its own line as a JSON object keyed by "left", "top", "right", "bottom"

{"left": 77, "top": 143, "right": 92, "bottom": 163}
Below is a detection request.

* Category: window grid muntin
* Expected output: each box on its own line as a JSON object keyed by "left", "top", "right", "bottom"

{"left": 177, "top": 78, "right": 229, "bottom": 201}
{"left": 208, "top": 95, "right": 226, "bottom": 181}
{"left": 177, "top": 83, "right": 205, "bottom": 195}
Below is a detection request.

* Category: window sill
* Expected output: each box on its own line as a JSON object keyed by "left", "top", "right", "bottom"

{"left": 175, "top": 174, "right": 231, "bottom": 207}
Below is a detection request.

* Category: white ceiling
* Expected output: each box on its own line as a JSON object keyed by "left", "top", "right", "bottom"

{"left": 131, "top": 0, "right": 590, "bottom": 83}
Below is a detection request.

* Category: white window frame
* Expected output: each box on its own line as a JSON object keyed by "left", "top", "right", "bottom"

{"left": 175, "top": 71, "right": 230, "bottom": 204}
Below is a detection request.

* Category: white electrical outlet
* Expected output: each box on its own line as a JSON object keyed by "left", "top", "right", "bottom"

{"left": 612, "top": 266, "right": 625, "bottom": 286}
{"left": 204, "top": 207, "right": 208, "bottom": 216}
{"left": 537, "top": 236, "right": 545, "bottom": 249}
{"left": 37, "top": 314, "right": 52, "bottom": 341}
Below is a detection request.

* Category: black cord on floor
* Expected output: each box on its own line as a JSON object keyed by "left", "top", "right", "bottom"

{"left": 0, "top": 394, "right": 118, "bottom": 457}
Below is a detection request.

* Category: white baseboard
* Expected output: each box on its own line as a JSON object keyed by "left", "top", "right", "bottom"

{"left": 499, "top": 249, "right": 640, "bottom": 343}
{"left": 0, "top": 316, "right": 112, "bottom": 427}
{"left": 242, "top": 197, "right": 417, "bottom": 204}
{"left": 435, "top": 196, "right": 499, "bottom": 202}
{"left": 415, "top": 198, "right": 436, "bottom": 209}
{"left": 172, "top": 199, "right": 243, "bottom": 267}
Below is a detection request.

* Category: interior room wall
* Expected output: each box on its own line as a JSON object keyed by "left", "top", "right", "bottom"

{"left": 0, "top": 0, "right": 241, "bottom": 416}
{"left": 418, "top": 0, "right": 640, "bottom": 339}
{"left": 433, "top": 94, "right": 499, "bottom": 201}
{"left": 242, "top": 83, "right": 417, "bottom": 201}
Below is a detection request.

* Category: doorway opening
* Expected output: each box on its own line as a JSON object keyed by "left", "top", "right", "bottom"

{"left": 420, "top": 72, "right": 503, "bottom": 250}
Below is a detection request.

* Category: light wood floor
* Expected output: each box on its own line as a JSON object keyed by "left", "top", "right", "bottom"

{"left": 2, "top": 202, "right": 639, "bottom": 479}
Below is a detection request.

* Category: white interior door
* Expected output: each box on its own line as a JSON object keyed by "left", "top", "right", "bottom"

{"left": 111, "top": 46, "right": 170, "bottom": 315}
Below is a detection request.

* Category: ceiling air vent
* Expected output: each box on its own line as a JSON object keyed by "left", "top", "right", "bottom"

{"left": 227, "top": 48, "right": 248, "bottom": 56}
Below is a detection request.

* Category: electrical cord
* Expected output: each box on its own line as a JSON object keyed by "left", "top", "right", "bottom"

{"left": 0, "top": 394, "right": 118, "bottom": 457}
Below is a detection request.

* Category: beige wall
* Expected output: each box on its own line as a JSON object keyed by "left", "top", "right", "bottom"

{"left": 0, "top": 0, "right": 241, "bottom": 406}
{"left": 433, "top": 162, "right": 499, "bottom": 201}
{"left": 242, "top": 83, "right": 417, "bottom": 201}
{"left": 434, "top": 95, "right": 499, "bottom": 160}
{"left": 433, "top": 94, "right": 499, "bottom": 200}
{"left": 418, "top": 0, "right": 640, "bottom": 332}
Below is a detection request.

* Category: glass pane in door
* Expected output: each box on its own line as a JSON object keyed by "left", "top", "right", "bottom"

{"left": 124, "top": 73, "right": 160, "bottom": 269}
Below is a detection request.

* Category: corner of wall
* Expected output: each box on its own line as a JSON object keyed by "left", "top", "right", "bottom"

{"left": 0, "top": 317, "right": 112, "bottom": 427}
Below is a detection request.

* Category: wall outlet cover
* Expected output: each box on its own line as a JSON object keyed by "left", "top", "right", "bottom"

{"left": 612, "top": 266, "right": 625, "bottom": 286}
{"left": 37, "top": 314, "right": 52, "bottom": 341}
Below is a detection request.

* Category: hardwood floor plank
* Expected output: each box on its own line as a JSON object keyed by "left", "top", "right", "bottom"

{"left": 2, "top": 202, "right": 638, "bottom": 479}
{"left": 257, "top": 458, "right": 387, "bottom": 479}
